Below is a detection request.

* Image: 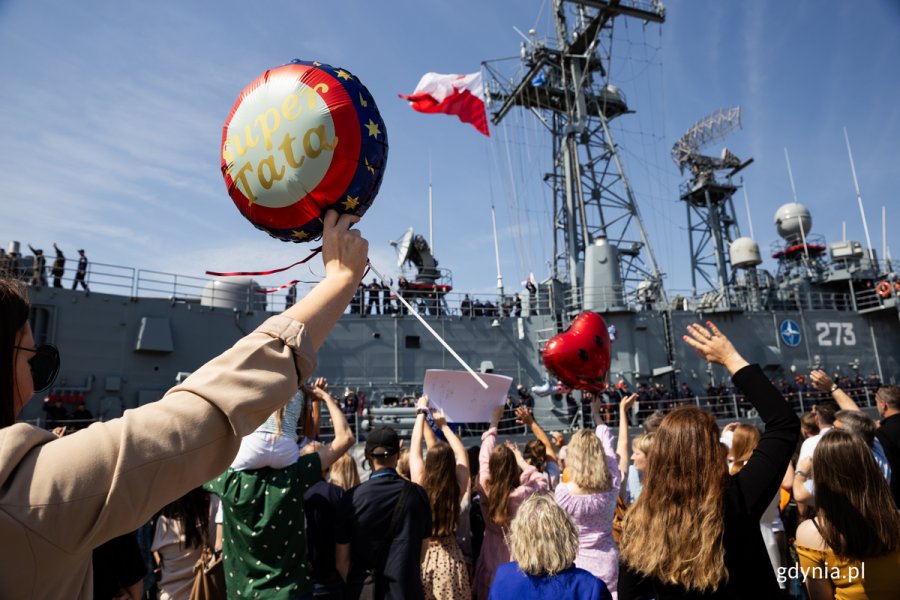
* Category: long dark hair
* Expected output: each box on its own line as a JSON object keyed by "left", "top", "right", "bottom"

{"left": 1, "top": 278, "right": 30, "bottom": 428}
{"left": 486, "top": 445, "right": 522, "bottom": 527}
{"left": 421, "top": 442, "right": 461, "bottom": 537}
{"left": 159, "top": 487, "right": 210, "bottom": 549}
{"left": 814, "top": 430, "right": 900, "bottom": 558}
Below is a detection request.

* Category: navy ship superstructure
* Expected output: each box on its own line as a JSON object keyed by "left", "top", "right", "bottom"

{"left": 10, "top": 0, "right": 899, "bottom": 436}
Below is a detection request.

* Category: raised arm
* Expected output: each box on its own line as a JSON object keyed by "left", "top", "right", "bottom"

{"left": 4, "top": 211, "right": 369, "bottom": 554}
{"left": 685, "top": 322, "right": 800, "bottom": 516}
{"left": 409, "top": 395, "right": 429, "bottom": 485}
{"left": 308, "top": 378, "right": 355, "bottom": 470}
{"left": 479, "top": 405, "right": 505, "bottom": 496}
{"left": 433, "top": 409, "right": 469, "bottom": 493}
{"left": 506, "top": 441, "right": 548, "bottom": 492}
{"left": 591, "top": 397, "right": 622, "bottom": 490}
{"left": 285, "top": 211, "right": 369, "bottom": 350}
{"left": 515, "top": 407, "right": 557, "bottom": 462}
{"left": 422, "top": 411, "right": 439, "bottom": 449}
{"left": 809, "top": 369, "right": 860, "bottom": 412}
{"left": 617, "top": 394, "right": 637, "bottom": 485}
{"left": 301, "top": 379, "right": 323, "bottom": 441}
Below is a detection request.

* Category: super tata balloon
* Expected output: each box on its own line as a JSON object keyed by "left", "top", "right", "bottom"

{"left": 541, "top": 311, "right": 612, "bottom": 393}
{"left": 221, "top": 59, "right": 388, "bottom": 242}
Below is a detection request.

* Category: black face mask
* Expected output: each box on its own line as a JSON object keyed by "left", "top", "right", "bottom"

{"left": 14, "top": 344, "right": 60, "bottom": 392}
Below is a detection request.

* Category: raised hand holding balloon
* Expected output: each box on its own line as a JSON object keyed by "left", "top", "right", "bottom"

{"left": 221, "top": 59, "right": 387, "bottom": 242}
{"left": 541, "top": 311, "right": 612, "bottom": 393}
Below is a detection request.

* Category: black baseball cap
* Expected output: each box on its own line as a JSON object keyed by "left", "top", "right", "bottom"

{"left": 365, "top": 426, "right": 400, "bottom": 457}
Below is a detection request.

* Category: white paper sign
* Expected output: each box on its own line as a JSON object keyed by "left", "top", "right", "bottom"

{"left": 423, "top": 369, "right": 513, "bottom": 423}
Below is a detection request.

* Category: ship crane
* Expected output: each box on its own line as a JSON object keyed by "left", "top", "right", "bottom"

{"left": 672, "top": 106, "right": 754, "bottom": 302}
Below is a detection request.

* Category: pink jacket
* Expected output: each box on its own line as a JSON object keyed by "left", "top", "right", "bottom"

{"left": 473, "top": 426, "right": 548, "bottom": 599}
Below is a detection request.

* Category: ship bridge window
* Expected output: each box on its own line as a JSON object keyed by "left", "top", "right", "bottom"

{"left": 405, "top": 335, "right": 421, "bottom": 349}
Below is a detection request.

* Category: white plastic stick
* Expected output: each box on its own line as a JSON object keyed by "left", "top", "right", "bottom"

{"left": 367, "top": 263, "right": 489, "bottom": 389}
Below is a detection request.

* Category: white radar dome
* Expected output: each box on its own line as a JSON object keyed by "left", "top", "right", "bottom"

{"left": 729, "top": 237, "right": 762, "bottom": 268}
{"left": 774, "top": 203, "right": 812, "bottom": 242}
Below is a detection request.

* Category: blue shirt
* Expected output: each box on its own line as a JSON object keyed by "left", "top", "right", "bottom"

{"left": 488, "top": 562, "right": 612, "bottom": 600}
{"left": 257, "top": 390, "right": 303, "bottom": 437}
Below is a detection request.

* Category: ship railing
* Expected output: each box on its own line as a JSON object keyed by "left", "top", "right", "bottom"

{"left": 677, "top": 287, "right": 856, "bottom": 313}
{"left": 854, "top": 285, "right": 898, "bottom": 312}
{"left": 761, "top": 289, "right": 855, "bottom": 312}
{"left": 66, "top": 262, "right": 137, "bottom": 296}
{"left": 306, "top": 387, "right": 885, "bottom": 441}
{"left": 21, "top": 387, "right": 884, "bottom": 438}
{"left": 562, "top": 285, "right": 631, "bottom": 314}
{"left": 135, "top": 269, "right": 210, "bottom": 302}
{"left": 28, "top": 257, "right": 554, "bottom": 317}
{"left": 350, "top": 289, "right": 555, "bottom": 320}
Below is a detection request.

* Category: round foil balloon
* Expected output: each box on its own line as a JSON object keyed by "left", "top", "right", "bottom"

{"left": 541, "top": 311, "right": 612, "bottom": 393}
{"left": 221, "top": 59, "right": 388, "bottom": 242}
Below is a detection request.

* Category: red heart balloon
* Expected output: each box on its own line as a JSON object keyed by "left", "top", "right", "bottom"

{"left": 542, "top": 311, "right": 612, "bottom": 393}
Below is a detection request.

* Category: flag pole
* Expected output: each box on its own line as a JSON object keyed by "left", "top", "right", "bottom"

{"left": 843, "top": 127, "right": 878, "bottom": 275}
{"left": 368, "top": 262, "right": 489, "bottom": 389}
{"left": 491, "top": 204, "right": 504, "bottom": 305}
{"left": 428, "top": 155, "right": 434, "bottom": 253}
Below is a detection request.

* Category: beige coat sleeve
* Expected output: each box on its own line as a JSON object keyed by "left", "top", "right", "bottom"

{"left": 0, "top": 315, "right": 315, "bottom": 553}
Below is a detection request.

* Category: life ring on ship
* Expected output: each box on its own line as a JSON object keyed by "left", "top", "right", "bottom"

{"left": 876, "top": 281, "right": 892, "bottom": 298}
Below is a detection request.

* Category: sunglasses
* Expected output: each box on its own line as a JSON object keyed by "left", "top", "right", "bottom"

{"left": 13, "top": 344, "right": 61, "bottom": 392}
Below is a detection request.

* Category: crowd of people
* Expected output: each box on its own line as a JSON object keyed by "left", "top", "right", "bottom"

{"left": 2, "top": 214, "right": 900, "bottom": 599}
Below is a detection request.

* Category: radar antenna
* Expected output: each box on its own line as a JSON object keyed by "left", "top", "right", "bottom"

{"left": 672, "top": 107, "right": 754, "bottom": 300}
{"left": 672, "top": 106, "right": 744, "bottom": 178}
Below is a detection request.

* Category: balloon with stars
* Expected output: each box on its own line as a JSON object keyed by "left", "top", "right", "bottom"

{"left": 221, "top": 59, "right": 388, "bottom": 242}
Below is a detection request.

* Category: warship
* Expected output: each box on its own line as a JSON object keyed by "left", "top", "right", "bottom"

{"left": 11, "top": 0, "right": 898, "bottom": 437}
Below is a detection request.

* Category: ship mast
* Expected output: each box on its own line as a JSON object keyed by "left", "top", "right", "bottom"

{"left": 485, "top": 0, "right": 666, "bottom": 314}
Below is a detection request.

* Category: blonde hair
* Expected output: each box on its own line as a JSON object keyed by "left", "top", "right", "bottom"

{"left": 728, "top": 424, "right": 760, "bottom": 475}
{"left": 507, "top": 493, "right": 579, "bottom": 576}
{"left": 330, "top": 454, "right": 360, "bottom": 490}
{"left": 632, "top": 432, "right": 655, "bottom": 455}
{"left": 620, "top": 407, "right": 729, "bottom": 591}
{"left": 566, "top": 429, "right": 612, "bottom": 492}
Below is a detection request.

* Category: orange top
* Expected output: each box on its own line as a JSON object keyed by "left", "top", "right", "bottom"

{"left": 795, "top": 544, "right": 900, "bottom": 600}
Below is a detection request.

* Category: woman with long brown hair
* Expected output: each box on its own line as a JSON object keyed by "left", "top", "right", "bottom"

{"left": 474, "top": 404, "right": 548, "bottom": 599}
{"left": 795, "top": 430, "right": 900, "bottom": 599}
{"left": 618, "top": 322, "right": 799, "bottom": 599}
{"left": 410, "top": 395, "right": 472, "bottom": 599}
{"left": 152, "top": 487, "right": 213, "bottom": 600}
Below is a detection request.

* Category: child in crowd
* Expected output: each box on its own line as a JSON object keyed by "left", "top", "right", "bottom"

{"left": 229, "top": 377, "right": 331, "bottom": 471}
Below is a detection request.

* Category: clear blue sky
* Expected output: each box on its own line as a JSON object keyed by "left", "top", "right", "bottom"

{"left": 1, "top": 1, "right": 898, "bottom": 299}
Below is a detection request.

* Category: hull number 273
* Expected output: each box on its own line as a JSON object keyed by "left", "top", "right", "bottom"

{"left": 815, "top": 322, "right": 856, "bottom": 346}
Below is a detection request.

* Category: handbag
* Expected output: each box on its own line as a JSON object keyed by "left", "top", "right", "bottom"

{"left": 345, "top": 481, "right": 412, "bottom": 600}
{"left": 189, "top": 546, "right": 226, "bottom": 600}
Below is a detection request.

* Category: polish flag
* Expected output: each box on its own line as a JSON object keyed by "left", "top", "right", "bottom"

{"left": 399, "top": 71, "right": 490, "bottom": 136}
